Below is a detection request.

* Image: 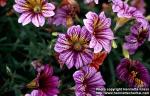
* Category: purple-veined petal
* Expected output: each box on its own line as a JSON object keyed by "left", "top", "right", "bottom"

{"left": 42, "top": 3, "right": 55, "bottom": 11}
{"left": 89, "top": 36, "right": 97, "bottom": 48}
{"left": 42, "top": 10, "right": 55, "bottom": 17}
{"left": 83, "top": 19, "right": 94, "bottom": 33}
{"left": 32, "top": 14, "right": 45, "bottom": 27}
{"left": 67, "top": 25, "right": 81, "bottom": 37}
{"left": 18, "top": 12, "right": 32, "bottom": 26}
{"left": 94, "top": 42, "right": 103, "bottom": 53}
{"left": 13, "top": 4, "right": 29, "bottom": 13}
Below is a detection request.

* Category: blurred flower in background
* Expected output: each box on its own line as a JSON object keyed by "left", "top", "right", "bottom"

{"left": 116, "top": 58, "right": 150, "bottom": 88}
{"left": 48, "top": 0, "right": 79, "bottom": 27}
{"left": 26, "top": 64, "right": 59, "bottom": 96}
{"left": 0, "top": 0, "right": 7, "bottom": 7}
{"left": 13, "top": 0, "right": 55, "bottom": 27}
{"left": 123, "top": 22, "right": 150, "bottom": 54}
{"left": 49, "top": 4, "right": 79, "bottom": 27}
{"left": 102, "top": 3, "right": 112, "bottom": 12}
{"left": 130, "top": 0, "right": 146, "bottom": 14}
{"left": 54, "top": 25, "right": 93, "bottom": 69}
{"left": 83, "top": 11, "right": 114, "bottom": 53}
{"left": 73, "top": 66, "right": 105, "bottom": 96}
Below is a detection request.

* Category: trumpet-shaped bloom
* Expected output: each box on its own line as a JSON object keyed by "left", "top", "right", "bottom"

{"left": 13, "top": 0, "right": 55, "bottom": 27}
{"left": 54, "top": 25, "right": 93, "bottom": 69}
{"left": 112, "top": 0, "right": 137, "bottom": 18}
{"left": 123, "top": 22, "right": 149, "bottom": 54}
{"left": 83, "top": 11, "right": 114, "bottom": 53}
{"left": 116, "top": 58, "right": 150, "bottom": 88}
{"left": 112, "top": 0, "right": 148, "bottom": 27}
{"left": 25, "top": 64, "right": 59, "bottom": 96}
{"left": 73, "top": 66, "right": 105, "bottom": 96}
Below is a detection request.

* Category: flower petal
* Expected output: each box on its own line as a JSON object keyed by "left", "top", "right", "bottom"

{"left": 54, "top": 34, "right": 70, "bottom": 53}
{"left": 18, "top": 12, "right": 32, "bottom": 26}
{"left": 42, "top": 10, "right": 55, "bottom": 17}
{"left": 75, "top": 53, "right": 84, "bottom": 69}
{"left": 83, "top": 19, "right": 94, "bottom": 33}
{"left": 42, "top": 3, "right": 55, "bottom": 10}
{"left": 59, "top": 51, "right": 74, "bottom": 69}
{"left": 94, "top": 0, "right": 98, "bottom": 4}
{"left": 25, "top": 94, "right": 31, "bottom": 96}
{"left": 31, "top": 90, "right": 39, "bottom": 96}
{"left": 89, "top": 37, "right": 97, "bottom": 48}
{"left": 32, "top": 14, "right": 45, "bottom": 27}
{"left": 67, "top": 25, "right": 81, "bottom": 37}
{"left": 94, "top": 42, "right": 103, "bottom": 53}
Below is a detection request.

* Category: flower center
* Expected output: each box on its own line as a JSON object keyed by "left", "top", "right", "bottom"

{"left": 134, "top": 78, "right": 144, "bottom": 87}
{"left": 34, "top": 5, "right": 41, "bottom": 13}
{"left": 130, "top": 71, "right": 144, "bottom": 87}
{"left": 137, "top": 29, "right": 148, "bottom": 42}
{"left": 131, "top": 71, "right": 138, "bottom": 78}
{"left": 73, "top": 42, "right": 82, "bottom": 51}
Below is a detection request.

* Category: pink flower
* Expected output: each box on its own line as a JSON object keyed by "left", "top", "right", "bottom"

{"left": 54, "top": 25, "right": 93, "bottom": 69}
{"left": 83, "top": 11, "right": 114, "bottom": 53}
{"left": 25, "top": 64, "right": 59, "bottom": 96}
{"left": 13, "top": 0, "right": 55, "bottom": 27}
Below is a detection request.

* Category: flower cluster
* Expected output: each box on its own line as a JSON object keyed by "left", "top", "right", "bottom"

{"left": 12, "top": 0, "right": 150, "bottom": 95}
{"left": 55, "top": 11, "right": 114, "bottom": 69}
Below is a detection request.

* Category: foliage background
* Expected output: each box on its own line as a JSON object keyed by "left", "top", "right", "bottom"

{"left": 0, "top": 0, "right": 150, "bottom": 96}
